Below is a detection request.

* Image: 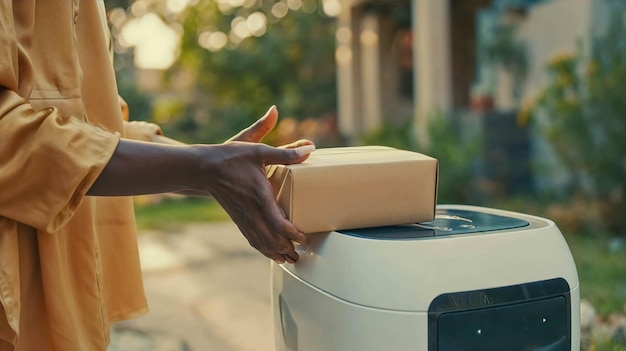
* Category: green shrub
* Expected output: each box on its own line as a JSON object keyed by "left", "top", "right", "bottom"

{"left": 527, "top": 3, "right": 626, "bottom": 236}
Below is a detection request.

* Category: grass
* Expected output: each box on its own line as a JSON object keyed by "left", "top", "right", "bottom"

{"left": 133, "top": 196, "right": 229, "bottom": 230}
{"left": 565, "top": 233, "right": 626, "bottom": 316}
{"left": 587, "top": 339, "right": 626, "bottom": 351}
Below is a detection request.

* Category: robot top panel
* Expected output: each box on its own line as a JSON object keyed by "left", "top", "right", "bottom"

{"left": 337, "top": 209, "right": 530, "bottom": 240}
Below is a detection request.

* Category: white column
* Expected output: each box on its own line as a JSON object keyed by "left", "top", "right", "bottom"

{"left": 413, "top": 0, "right": 452, "bottom": 145}
{"left": 359, "top": 13, "right": 382, "bottom": 133}
{"left": 336, "top": 5, "right": 356, "bottom": 140}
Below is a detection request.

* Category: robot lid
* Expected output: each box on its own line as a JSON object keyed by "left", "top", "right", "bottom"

{"left": 336, "top": 208, "right": 531, "bottom": 240}
{"left": 280, "top": 205, "right": 580, "bottom": 312}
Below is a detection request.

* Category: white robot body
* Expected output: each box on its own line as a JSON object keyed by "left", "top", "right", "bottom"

{"left": 272, "top": 205, "right": 580, "bottom": 351}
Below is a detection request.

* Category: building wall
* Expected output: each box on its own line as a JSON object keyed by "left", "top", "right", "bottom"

{"left": 517, "top": 0, "right": 594, "bottom": 100}
{"left": 517, "top": 0, "right": 595, "bottom": 191}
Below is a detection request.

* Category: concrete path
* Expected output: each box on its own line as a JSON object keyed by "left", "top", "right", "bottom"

{"left": 108, "top": 222, "right": 276, "bottom": 351}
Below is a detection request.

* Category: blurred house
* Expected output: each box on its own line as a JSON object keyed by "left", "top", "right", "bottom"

{"left": 335, "top": 0, "right": 611, "bottom": 136}
{"left": 336, "top": 0, "right": 616, "bottom": 197}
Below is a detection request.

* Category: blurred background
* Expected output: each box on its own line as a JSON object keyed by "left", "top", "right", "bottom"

{"left": 104, "top": 0, "right": 625, "bottom": 350}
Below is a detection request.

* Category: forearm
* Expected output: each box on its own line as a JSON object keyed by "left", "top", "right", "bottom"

{"left": 152, "top": 135, "right": 214, "bottom": 197}
{"left": 87, "top": 139, "right": 205, "bottom": 196}
{"left": 91, "top": 105, "right": 315, "bottom": 263}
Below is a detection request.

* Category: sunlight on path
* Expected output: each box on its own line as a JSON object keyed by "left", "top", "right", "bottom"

{"left": 109, "top": 222, "right": 275, "bottom": 351}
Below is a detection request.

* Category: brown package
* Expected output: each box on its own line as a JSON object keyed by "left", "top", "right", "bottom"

{"left": 267, "top": 146, "right": 439, "bottom": 233}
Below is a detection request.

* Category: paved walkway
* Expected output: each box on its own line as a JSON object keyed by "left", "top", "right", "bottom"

{"left": 108, "top": 222, "right": 275, "bottom": 351}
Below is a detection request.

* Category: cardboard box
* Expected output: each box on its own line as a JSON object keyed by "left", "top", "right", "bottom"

{"left": 267, "top": 146, "right": 438, "bottom": 233}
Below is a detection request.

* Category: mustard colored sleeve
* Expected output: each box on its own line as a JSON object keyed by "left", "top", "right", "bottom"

{"left": 0, "top": 2, "right": 120, "bottom": 233}
{"left": 0, "top": 90, "right": 120, "bottom": 233}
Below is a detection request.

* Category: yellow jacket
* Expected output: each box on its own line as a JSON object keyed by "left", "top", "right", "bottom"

{"left": 0, "top": 1, "right": 147, "bottom": 350}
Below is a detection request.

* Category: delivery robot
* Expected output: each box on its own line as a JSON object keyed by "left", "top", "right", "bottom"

{"left": 272, "top": 205, "right": 580, "bottom": 351}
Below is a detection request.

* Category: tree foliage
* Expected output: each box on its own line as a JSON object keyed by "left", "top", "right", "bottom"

{"left": 163, "top": 2, "right": 337, "bottom": 143}
{"left": 107, "top": 1, "right": 337, "bottom": 143}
